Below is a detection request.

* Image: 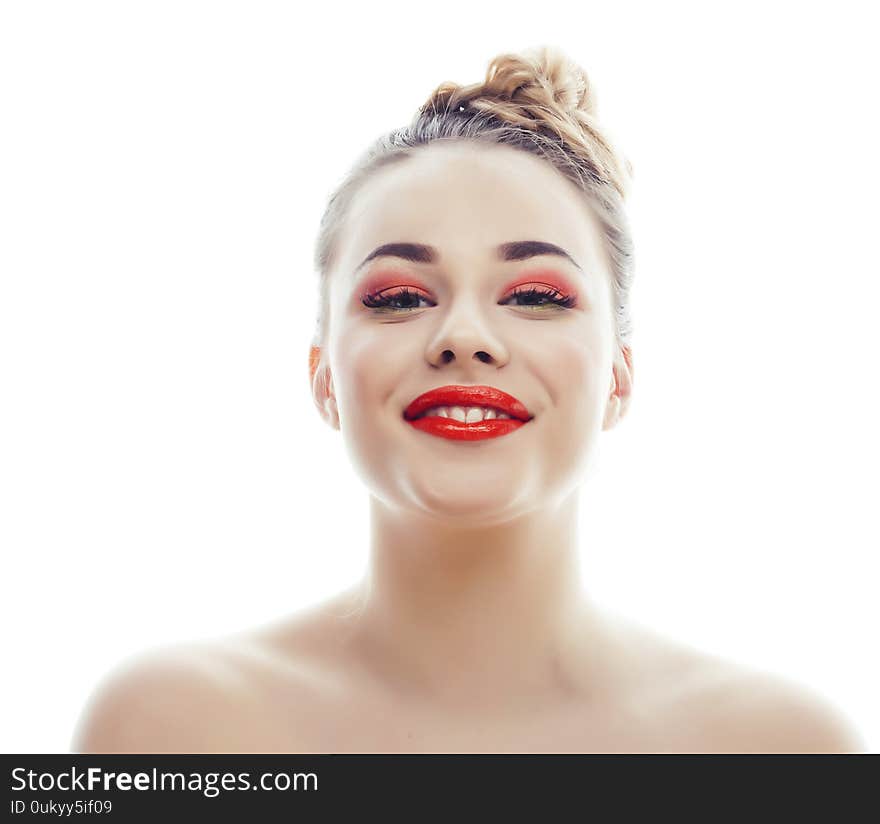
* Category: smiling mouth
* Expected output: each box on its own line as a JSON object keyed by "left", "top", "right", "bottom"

{"left": 403, "top": 386, "right": 533, "bottom": 423}
{"left": 404, "top": 407, "right": 530, "bottom": 441}
{"left": 410, "top": 406, "right": 516, "bottom": 423}
{"left": 401, "top": 385, "right": 534, "bottom": 444}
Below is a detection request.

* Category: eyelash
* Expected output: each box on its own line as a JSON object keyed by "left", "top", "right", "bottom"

{"left": 361, "top": 285, "right": 577, "bottom": 312}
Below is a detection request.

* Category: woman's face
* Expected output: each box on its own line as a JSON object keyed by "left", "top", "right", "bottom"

{"left": 316, "top": 141, "right": 630, "bottom": 523}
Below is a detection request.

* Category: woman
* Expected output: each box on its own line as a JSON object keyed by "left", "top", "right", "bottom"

{"left": 73, "top": 46, "right": 865, "bottom": 753}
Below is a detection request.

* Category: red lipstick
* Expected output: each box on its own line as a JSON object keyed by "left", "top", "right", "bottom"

{"left": 403, "top": 385, "right": 533, "bottom": 441}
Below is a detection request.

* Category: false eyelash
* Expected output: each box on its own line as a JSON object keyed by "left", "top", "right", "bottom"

{"left": 361, "top": 285, "right": 577, "bottom": 311}
{"left": 507, "top": 285, "right": 577, "bottom": 309}
{"left": 361, "top": 287, "right": 428, "bottom": 310}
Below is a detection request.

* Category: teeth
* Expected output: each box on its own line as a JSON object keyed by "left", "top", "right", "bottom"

{"left": 419, "top": 405, "right": 512, "bottom": 422}
{"left": 449, "top": 406, "right": 466, "bottom": 422}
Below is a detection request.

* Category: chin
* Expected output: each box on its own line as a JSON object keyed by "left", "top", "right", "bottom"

{"left": 407, "top": 481, "right": 533, "bottom": 525}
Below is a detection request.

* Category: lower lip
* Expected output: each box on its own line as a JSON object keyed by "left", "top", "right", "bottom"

{"left": 406, "top": 416, "right": 527, "bottom": 441}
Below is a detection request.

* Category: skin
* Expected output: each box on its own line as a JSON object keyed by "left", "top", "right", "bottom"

{"left": 72, "top": 142, "right": 866, "bottom": 753}
{"left": 315, "top": 141, "right": 631, "bottom": 709}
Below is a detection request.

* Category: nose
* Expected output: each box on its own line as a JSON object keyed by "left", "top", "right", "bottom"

{"left": 425, "top": 299, "right": 510, "bottom": 369}
{"left": 434, "top": 347, "right": 494, "bottom": 366}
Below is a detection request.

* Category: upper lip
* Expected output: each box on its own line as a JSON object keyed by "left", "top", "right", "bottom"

{"left": 403, "top": 385, "right": 534, "bottom": 422}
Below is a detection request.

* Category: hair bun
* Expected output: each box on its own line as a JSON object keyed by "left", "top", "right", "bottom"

{"left": 483, "top": 45, "right": 598, "bottom": 118}
{"left": 420, "top": 45, "right": 632, "bottom": 199}
{"left": 422, "top": 45, "right": 598, "bottom": 123}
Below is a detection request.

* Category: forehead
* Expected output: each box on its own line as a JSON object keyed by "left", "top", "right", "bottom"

{"left": 337, "top": 141, "right": 608, "bottom": 275}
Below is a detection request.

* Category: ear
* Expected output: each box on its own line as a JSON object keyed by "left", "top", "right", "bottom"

{"left": 308, "top": 345, "right": 340, "bottom": 430}
{"left": 602, "top": 344, "right": 634, "bottom": 431}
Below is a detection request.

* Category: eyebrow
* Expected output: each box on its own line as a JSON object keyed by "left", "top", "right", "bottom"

{"left": 353, "top": 240, "right": 583, "bottom": 276}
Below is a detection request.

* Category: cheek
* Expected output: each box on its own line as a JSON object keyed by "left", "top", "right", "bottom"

{"left": 530, "top": 333, "right": 608, "bottom": 491}
{"left": 533, "top": 329, "right": 604, "bottom": 409}
{"left": 332, "top": 327, "right": 384, "bottom": 413}
{"left": 529, "top": 326, "right": 608, "bottom": 467}
{"left": 331, "top": 319, "right": 415, "bottom": 431}
{"left": 329, "top": 325, "right": 402, "bottom": 493}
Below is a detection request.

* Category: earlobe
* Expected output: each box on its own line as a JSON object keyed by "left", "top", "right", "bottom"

{"left": 308, "top": 345, "right": 340, "bottom": 430}
{"left": 324, "top": 396, "right": 340, "bottom": 430}
{"left": 603, "top": 345, "right": 634, "bottom": 431}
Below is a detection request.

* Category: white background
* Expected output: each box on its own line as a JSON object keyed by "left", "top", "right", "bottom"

{"left": 1, "top": 1, "right": 877, "bottom": 752}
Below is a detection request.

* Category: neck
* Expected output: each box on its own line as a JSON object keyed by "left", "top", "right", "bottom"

{"left": 345, "top": 492, "right": 614, "bottom": 712}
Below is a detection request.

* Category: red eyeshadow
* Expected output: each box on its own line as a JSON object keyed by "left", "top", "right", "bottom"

{"left": 359, "top": 271, "right": 429, "bottom": 296}
{"left": 358, "top": 267, "right": 580, "bottom": 301}
{"left": 506, "top": 269, "right": 579, "bottom": 296}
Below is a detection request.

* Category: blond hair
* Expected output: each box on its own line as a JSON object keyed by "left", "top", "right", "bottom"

{"left": 311, "top": 45, "right": 635, "bottom": 357}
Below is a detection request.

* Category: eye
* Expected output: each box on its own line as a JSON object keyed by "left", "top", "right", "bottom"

{"left": 361, "top": 286, "right": 434, "bottom": 312}
{"left": 502, "top": 285, "right": 577, "bottom": 310}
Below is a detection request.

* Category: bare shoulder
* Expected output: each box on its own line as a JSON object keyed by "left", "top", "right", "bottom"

{"left": 603, "top": 616, "right": 867, "bottom": 754}
{"left": 685, "top": 664, "right": 867, "bottom": 753}
{"left": 71, "top": 642, "right": 256, "bottom": 754}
